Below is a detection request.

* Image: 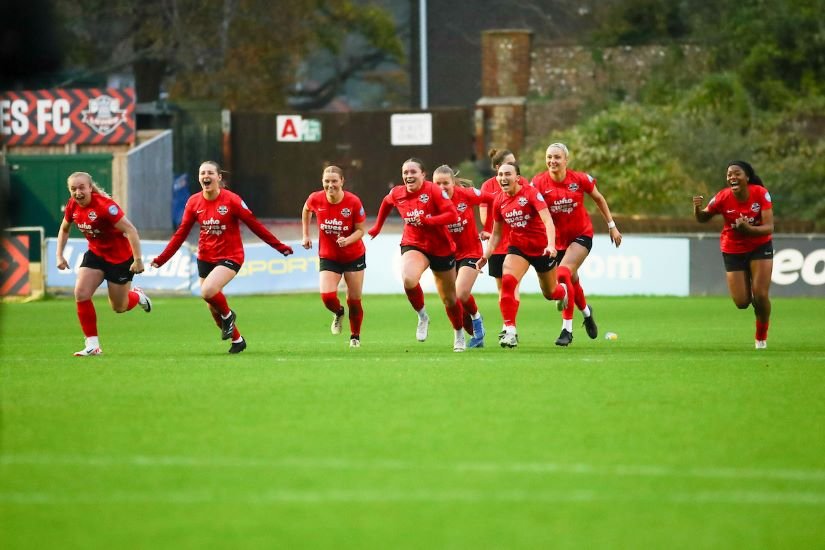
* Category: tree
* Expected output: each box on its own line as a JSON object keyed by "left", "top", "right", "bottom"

{"left": 54, "top": 0, "right": 404, "bottom": 110}
{"left": 585, "top": 0, "right": 825, "bottom": 109}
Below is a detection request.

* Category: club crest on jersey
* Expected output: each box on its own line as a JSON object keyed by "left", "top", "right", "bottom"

{"left": 88, "top": 211, "right": 98, "bottom": 221}
{"left": 419, "top": 193, "right": 429, "bottom": 204}
{"left": 457, "top": 202, "right": 468, "bottom": 212}
{"left": 568, "top": 183, "right": 579, "bottom": 192}
{"left": 341, "top": 208, "right": 352, "bottom": 218}
{"left": 217, "top": 205, "right": 229, "bottom": 215}
{"left": 108, "top": 205, "right": 118, "bottom": 216}
{"left": 518, "top": 197, "right": 529, "bottom": 206}
{"left": 751, "top": 203, "right": 761, "bottom": 212}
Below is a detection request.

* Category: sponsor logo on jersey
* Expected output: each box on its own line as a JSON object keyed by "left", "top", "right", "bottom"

{"left": 217, "top": 205, "right": 229, "bottom": 215}
{"left": 404, "top": 208, "right": 426, "bottom": 225}
{"left": 320, "top": 217, "right": 345, "bottom": 234}
{"left": 202, "top": 217, "right": 226, "bottom": 235}
{"left": 551, "top": 197, "right": 575, "bottom": 214}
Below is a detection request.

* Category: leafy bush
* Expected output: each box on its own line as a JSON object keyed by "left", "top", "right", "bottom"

{"left": 526, "top": 81, "right": 825, "bottom": 227}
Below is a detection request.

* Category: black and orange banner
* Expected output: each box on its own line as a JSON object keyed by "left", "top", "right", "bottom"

{"left": 1, "top": 236, "right": 31, "bottom": 296}
{"left": 0, "top": 88, "right": 135, "bottom": 146}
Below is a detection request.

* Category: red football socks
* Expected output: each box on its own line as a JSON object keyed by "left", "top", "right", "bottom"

{"left": 756, "top": 320, "right": 770, "bottom": 341}
{"left": 556, "top": 266, "right": 576, "bottom": 321}
{"left": 205, "top": 292, "right": 231, "bottom": 316}
{"left": 573, "top": 279, "right": 587, "bottom": 311}
{"left": 76, "top": 299, "right": 98, "bottom": 337}
{"left": 321, "top": 292, "right": 342, "bottom": 314}
{"left": 500, "top": 274, "right": 519, "bottom": 327}
{"left": 404, "top": 284, "right": 425, "bottom": 312}
{"left": 126, "top": 290, "right": 140, "bottom": 311}
{"left": 445, "top": 301, "right": 464, "bottom": 331}
{"left": 347, "top": 298, "right": 363, "bottom": 336}
{"left": 461, "top": 296, "right": 479, "bottom": 335}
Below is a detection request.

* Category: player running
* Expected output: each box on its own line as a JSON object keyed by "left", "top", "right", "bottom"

{"left": 693, "top": 161, "right": 774, "bottom": 349}
{"left": 151, "top": 161, "right": 293, "bottom": 353}
{"left": 476, "top": 161, "right": 568, "bottom": 348}
{"left": 56, "top": 171, "right": 152, "bottom": 356}
{"left": 367, "top": 158, "right": 466, "bottom": 352}
{"left": 479, "top": 148, "right": 530, "bottom": 338}
{"left": 301, "top": 165, "right": 367, "bottom": 348}
{"left": 432, "top": 164, "right": 495, "bottom": 348}
{"left": 531, "top": 143, "right": 622, "bottom": 346}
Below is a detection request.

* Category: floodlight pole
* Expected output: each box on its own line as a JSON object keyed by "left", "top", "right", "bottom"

{"left": 419, "top": 0, "right": 428, "bottom": 110}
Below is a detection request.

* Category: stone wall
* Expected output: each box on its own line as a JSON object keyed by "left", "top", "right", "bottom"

{"left": 475, "top": 31, "right": 709, "bottom": 161}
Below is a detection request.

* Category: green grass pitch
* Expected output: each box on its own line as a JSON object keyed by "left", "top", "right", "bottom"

{"left": 2, "top": 293, "right": 824, "bottom": 549}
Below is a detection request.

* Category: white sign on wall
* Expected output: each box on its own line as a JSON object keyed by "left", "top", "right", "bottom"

{"left": 390, "top": 113, "right": 432, "bottom": 146}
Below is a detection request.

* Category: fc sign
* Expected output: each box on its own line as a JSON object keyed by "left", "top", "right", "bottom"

{"left": 276, "top": 115, "right": 322, "bottom": 142}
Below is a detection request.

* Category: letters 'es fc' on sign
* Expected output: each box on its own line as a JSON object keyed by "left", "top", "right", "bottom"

{"left": 0, "top": 88, "right": 136, "bottom": 146}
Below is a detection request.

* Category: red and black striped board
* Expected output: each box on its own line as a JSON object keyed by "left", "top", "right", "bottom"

{"left": 0, "top": 236, "right": 31, "bottom": 296}
{"left": 0, "top": 88, "right": 135, "bottom": 146}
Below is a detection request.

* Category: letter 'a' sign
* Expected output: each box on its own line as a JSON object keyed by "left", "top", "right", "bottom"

{"left": 276, "top": 115, "right": 322, "bottom": 142}
{"left": 0, "top": 88, "right": 135, "bottom": 145}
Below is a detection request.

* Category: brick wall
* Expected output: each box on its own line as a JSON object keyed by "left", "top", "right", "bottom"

{"left": 475, "top": 30, "right": 532, "bottom": 162}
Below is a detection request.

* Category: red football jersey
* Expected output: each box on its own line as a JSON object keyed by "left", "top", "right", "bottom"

{"left": 155, "top": 189, "right": 284, "bottom": 266}
{"left": 706, "top": 185, "right": 773, "bottom": 254}
{"left": 305, "top": 190, "right": 367, "bottom": 263}
{"left": 383, "top": 180, "right": 458, "bottom": 257}
{"left": 481, "top": 175, "right": 529, "bottom": 255}
{"left": 446, "top": 186, "right": 495, "bottom": 260}
{"left": 531, "top": 169, "right": 595, "bottom": 250}
{"left": 492, "top": 184, "right": 551, "bottom": 257}
{"left": 64, "top": 193, "right": 133, "bottom": 264}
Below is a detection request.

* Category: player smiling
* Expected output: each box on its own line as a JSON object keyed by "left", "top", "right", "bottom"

{"left": 56, "top": 171, "right": 152, "bottom": 356}
{"left": 152, "top": 161, "right": 293, "bottom": 353}
{"left": 301, "top": 165, "right": 367, "bottom": 348}
{"left": 693, "top": 160, "right": 774, "bottom": 349}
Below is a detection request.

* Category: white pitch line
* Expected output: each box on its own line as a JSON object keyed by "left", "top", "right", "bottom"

{"left": 3, "top": 453, "right": 825, "bottom": 483}
{"left": 1, "top": 488, "right": 825, "bottom": 506}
